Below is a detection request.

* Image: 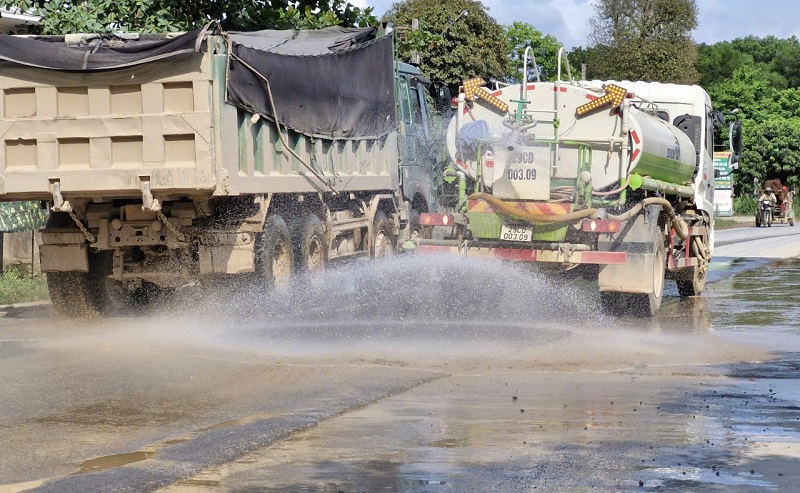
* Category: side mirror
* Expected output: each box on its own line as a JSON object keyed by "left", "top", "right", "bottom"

{"left": 714, "top": 168, "right": 721, "bottom": 179}
{"left": 730, "top": 154, "right": 740, "bottom": 170}
{"left": 436, "top": 85, "right": 452, "bottom": 112}
{"left": 729, "top": 120, "right": 743, "bottom": 154}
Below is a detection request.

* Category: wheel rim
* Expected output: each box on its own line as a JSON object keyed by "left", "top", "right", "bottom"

{"left": 374, "top": 231, "right": 393, "bottom": 257}
{"left": 653, "top": 244, "right": 665, "bottom": 300}
{"left": 307, "top": 235, "right": 324, "bottom": 271}
{"left": 272, "top": 240, "right": 293, "bottom": 285}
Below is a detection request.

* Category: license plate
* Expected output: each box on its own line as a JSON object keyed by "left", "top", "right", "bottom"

{"left": 500, "top": 225, "right": 532, "bottom": 242}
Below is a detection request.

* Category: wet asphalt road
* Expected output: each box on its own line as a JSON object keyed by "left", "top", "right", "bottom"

{"left": 2, "top": 224, "right": 800, "bottom": 492}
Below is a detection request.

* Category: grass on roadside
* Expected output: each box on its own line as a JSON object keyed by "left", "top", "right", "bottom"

{"left": 715, "top": 218, "right": 750, "bottom": 230}
{"left": 0, "top": 267, "right": 49, "bottom": 305}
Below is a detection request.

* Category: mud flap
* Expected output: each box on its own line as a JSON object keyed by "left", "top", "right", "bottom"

{"left": 598, "top": 205, "right": 663, "bottom": 294}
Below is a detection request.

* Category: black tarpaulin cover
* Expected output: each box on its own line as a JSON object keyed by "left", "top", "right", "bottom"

{"left": 226, "top": 27, "right": 397, "bottom": 140}
{"left": 0, "top": 29, "right": 204, "bottom": 71}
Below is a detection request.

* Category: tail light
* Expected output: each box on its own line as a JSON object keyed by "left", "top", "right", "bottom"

{"left": 420, "top": 213, "right": 454, "bottom": 226}
{"left": 581, "top": 218, "right": 620, "bottom": 233}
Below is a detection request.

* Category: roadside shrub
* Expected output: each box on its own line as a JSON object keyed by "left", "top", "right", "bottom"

{"left": 735, "top": 194, "right": 800, "bottom": 216}
{"left": 733, "top": 196, "right": 756, "bottom": 216}
{"left": 0, "top": 267, "right": 49, "bottom": 305}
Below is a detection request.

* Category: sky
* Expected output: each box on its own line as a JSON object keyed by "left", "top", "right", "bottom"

{"left": 351, "top": 0, "right": 800, "bottom": 49}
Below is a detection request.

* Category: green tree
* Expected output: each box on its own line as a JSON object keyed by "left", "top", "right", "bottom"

{"left": 695, "top": 42, "right": 752, "bottom": 87}
{"left": 706, "top": 65, "right": 776, "bottom": 120}
{"left": 739, "top": 118, "right": 800, "bottom": 192}
{"left": 730, "top": 36, "right": 786, "bottom": 66}
{"left": 772, "top": 87, "right": 800, "bottom": 120}
{"left": 0, "top": 0, "right": 377, "bottom": 33}
{"left": 567, "top": 46, "right": 598, "bottom": 79}
{"left": 770, "top": 39, "right": 800, "bottom": 89}
{"left": 587, "top": 0, "right": 699, "bottom": 84}
{"left": 703, "top": 63, "right": 800, "bottom": 193}
{"left": 503, "top": 21, "right": 562, "bottom": 83}
{"left": 384, "top": 0, "right": 507, "bottom": 92}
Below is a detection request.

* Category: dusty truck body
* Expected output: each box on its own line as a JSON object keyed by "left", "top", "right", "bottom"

{"left": 0, "top": 26, "right": 442, "bottom": 315}
{"left": 414, "top": 54, "right": 741, "bottom": 316}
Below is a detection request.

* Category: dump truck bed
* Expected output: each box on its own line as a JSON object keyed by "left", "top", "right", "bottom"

{"left": 0, "top": 29, "right": 399, "bottom": 202}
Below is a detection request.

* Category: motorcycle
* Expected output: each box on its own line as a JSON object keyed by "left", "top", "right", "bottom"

{"left": 756, "top": 200, "right": 774, "bottom": 227}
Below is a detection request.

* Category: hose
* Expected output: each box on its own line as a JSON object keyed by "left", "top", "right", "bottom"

{"left": 592, "top": 177, "right": 630, "bottom": 197}
{"left": 468, "top": 192, "right": 690, "bottom": 239}
{"left": 607, "top": 197, "right": 688, "bottom": 240}
{"left": 468, "top": 192, "right": 598, "bottom": 223}
{"left": 693, "top": 237, "right": 708, "bottom": 260}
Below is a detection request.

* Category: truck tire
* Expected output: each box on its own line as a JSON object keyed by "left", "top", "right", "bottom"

{"left": 627, "top": 229, "right": 666, "bottom": 316}
{"left": 599, "top": 291, "right": 625, "bottom": 316}
{"left": 46, "top": 251, "right": 109, "bottom": 318}
{"left": 677, "top": 233, "right": 708, "bottom": 298}
{"left": 676, "top": 265, "right": 706, "bottom": 298}
{"left": 372, "top": 211, "right": 395, "bottom": 258}
{"left": 599, "top": 226, "right": 665, "bottom": 317}
{"left": 256, "top": 214, "right": 294, "bottom": 287}
{"left": 294, "top": 213, "right": 327, "bottom": 273}
{"left": 47, "top": 272, "right": 99, "bottom": 318}
{"left": 406, "top": 209, "right": 423, "bottom": 242}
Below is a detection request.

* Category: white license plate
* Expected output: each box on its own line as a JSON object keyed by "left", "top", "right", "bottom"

{"left": 500, "top": 225, "right": 533, "bottom": 242}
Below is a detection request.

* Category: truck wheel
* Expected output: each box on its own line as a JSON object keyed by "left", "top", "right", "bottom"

{"left": 46, "top": 251, "right": 109, "bottom": 318}
{"left": 600, "top": 228, "right": 665, "bottom": 317}
{"left": 257, "top": 214, "right": 294, "bottom": 287}
{"left": 406, "top": 209, "right": 430, "bottom": 242}
{"left": 599, "top": 291, "right": 625, "bottom": 316}
{"left": 677, "top": 235, "right": 708, "bottom": 298}
{"left": 676, "top": 265, "right": 706, "bottom": 297}
{"left": 372, "top": 211, "right": 395, "bottom": 258}
{"left": 47, "top": 272, "right": 98, "bottom": 318}
{"left": 629, "top": 229, "right": 666, "bottom": 316}
{"left": 624, "top": 229, "right": 666, "bottom": 316}
{"left": 294, "top": 213, "right": 327, "bottom": 273}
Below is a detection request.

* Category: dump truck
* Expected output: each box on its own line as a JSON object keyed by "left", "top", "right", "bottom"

{"left": 412, "top": 51, "right": 742, "bottom": 316}
{"left": 0, "top": 25, "right": 446, "bottom": 316}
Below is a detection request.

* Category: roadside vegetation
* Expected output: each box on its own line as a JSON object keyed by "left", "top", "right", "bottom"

{"left": 734, "top": 195, "right": 800, "bottom": 216}
{"left": 0, "top": 268, "right": 49, "bottom": 305}
{"left": 714, "top": 218, "right": 745, "bottom": 230}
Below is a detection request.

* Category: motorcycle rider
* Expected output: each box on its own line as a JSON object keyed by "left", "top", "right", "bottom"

{"left": 759, "top": 187, "right": 778, "bottom": 222}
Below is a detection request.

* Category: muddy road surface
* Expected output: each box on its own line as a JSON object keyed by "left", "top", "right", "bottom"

{"left": 1, "top": 226, "right": 800, "bottom": 492}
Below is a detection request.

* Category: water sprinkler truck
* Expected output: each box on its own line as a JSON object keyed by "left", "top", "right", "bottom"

{"left": 410, "top": 51, "right": 742, "bottom": 316}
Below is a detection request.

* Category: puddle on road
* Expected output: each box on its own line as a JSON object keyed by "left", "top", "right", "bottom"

{"left": 705, "top": 258, "right": 800, "bottom": 334}
{"left": 154, "top": 256, "right": 800, "bottom": 493}
{"left": 75, "top": 451, "right": 154, "bottom": 474}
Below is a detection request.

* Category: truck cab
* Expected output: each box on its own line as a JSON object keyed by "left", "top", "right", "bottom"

{"left": 396, "top": 62, "right": 447, "bottom": 235}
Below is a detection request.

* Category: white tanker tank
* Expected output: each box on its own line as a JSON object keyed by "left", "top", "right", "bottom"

{"left": 446, "top": 81, "right": 698, "bottom": 201}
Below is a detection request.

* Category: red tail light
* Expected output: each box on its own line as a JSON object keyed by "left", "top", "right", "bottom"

{"left": 420, "top": 213, "right": 454, "bottom": 226}
{"left": 581, "top": 218, "right": 621, "bottom": 233}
